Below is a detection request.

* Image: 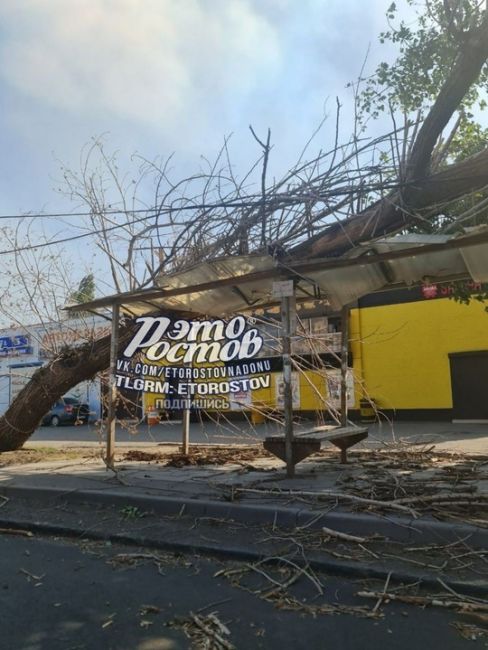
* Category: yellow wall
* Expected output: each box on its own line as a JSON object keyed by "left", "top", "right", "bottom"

{"left": 351, "top": 298, "right": 488, "bottom": 410}
{"left": 250, "top": 369, "right": 327, "bottom": 412}
{"left": 142, "top": 297, "right": 488, "bottom": 415}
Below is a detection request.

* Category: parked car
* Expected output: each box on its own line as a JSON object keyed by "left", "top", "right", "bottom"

{"left": 41, "top": 396, "right": 90, "bottom": 426}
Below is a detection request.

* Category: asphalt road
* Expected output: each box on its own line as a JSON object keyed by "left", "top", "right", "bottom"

{"left": 29, "top": 419, "right": 488, "bottom": 452}
{"left": 30, "top": 420, "right": 272, "bottom": 446}
{"left": 0, "top": 533, "right": 484, "bottom": 650}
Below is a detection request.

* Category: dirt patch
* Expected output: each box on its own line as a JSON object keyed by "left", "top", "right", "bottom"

{"left": 122, "top": 445, "right": 272, "bottom": 467}
{"left": 0, "top": 447, "right": 101, "bottom": 467}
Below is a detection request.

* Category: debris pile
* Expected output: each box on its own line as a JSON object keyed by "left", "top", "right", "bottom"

{"left": 231, "top": 447, "right": 488, "bottom": 525}
{"left": 123, "top": 445, "right": 271, "bottom": 467}
{"left": 167, "top": 612, "right": 235, "bottom": 649}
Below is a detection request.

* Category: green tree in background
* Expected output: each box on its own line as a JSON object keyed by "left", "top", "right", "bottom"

{"left": 69, "top": 274, "right": 95, "bottom": 305}
{"left": 359, "top": 0, "right": 488, "bottom": 303}
{"left": 357, "top": 0, "right": 488, "bottom": 235}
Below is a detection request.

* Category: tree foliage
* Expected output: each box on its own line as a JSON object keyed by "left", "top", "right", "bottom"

{"left": 352, "top": 0, "right": 488, "bottom": 239}
{"left": 360, "top": 0, "right": 488, "bottom": 119}
{"left": 69, "top": 274, "right": 95, "bottom": 305}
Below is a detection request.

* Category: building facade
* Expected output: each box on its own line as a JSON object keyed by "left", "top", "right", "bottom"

{"left": 0, "top": 315, "right": 111, "bottom": 420}
{"left": 350, "top": 283, "right": 488, "bottom": 421}
{"left": 143, "top": 283, "right": 488, "bottom": 423}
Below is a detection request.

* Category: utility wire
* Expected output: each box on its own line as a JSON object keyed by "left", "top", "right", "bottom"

{"left": 0, "top": 176, "right": 451, "bottom": 221}
{"left": 0, "top": 211, "right": 165, "bottom": 256}
{"left": 0, "top": 174, "right": 483, "bottom": 256}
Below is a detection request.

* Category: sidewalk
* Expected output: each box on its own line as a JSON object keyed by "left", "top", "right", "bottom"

{"left": 1, "top": 433, "right": 488, "bottom": 595}
{"left": 1, "top": 438, "right": 487, "bottom": 539}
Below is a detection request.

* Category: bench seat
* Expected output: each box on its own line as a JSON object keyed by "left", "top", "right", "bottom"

{"left": 264, "top": 425, "right": 368, "bottom": 465}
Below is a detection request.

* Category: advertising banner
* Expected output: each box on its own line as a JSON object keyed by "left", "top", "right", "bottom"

{"left": 117, "top": 315, "right": 273, "bottom": 411}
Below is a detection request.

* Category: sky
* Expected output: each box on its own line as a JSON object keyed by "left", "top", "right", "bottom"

{"left": 0, "top": 0, "right": 397, "bottom": 213}
{"left": 0, "top": 0, "right": 409, "bottom": 308}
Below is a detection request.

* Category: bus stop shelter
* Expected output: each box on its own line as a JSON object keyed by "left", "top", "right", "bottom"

{"left": 65, "top": 227, "right": 488, "bottom": 477}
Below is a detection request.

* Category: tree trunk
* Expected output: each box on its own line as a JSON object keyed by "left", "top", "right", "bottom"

{"left": 406, "top": 14, "right": 488, "bottom": 177}
{"left": 0, "top": 321, "right": 135, "bottom": 452}
{"left": 291, "top": 146, "right": 488, "bottom": 258}
{"left": 292, "top": 12, "right": 488, "bottom": 259}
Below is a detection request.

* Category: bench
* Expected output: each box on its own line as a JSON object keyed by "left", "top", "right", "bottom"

{"left": 263, "top": 425, "right": 368, "bottom": 466}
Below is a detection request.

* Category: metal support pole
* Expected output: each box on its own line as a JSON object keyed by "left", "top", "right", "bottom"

{"left": 181, "top": 361, "right": 191, "bottom": 455}
{"left": 182, "top": 407, "right": 190, "bottom": 455}
{"left": 106, "top": 302, "right": 120, "bottom": 469}
{"left": 281, "top": 294, "right": 295, "bottom": 478}
{"left": 340, "top": 304, "right": 349, "bottom": 429}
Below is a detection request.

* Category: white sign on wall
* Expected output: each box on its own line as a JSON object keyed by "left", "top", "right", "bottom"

{"left": 228, "top": 376, "right": 253, "bottom": 411}
{"left": 275, "top": 372, "right": 301, "bottom": 409}
{"left": 325, "top": 369, "right": 355, "bottom": 408}
{"left": 272, "top": 280, "right": 294, "bottom": 298}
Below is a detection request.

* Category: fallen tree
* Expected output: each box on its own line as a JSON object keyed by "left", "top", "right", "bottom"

{"left": 0, "top": 322, "right": 136, "bottom": 451}
{"left": 1, "top": 0, "right": 488, "bottom": 451}
{"left": 291, "top": 2, "right": 488, "bottom": 257}
{"left": 291, "top": 144, "right": 488, "bottom": 258}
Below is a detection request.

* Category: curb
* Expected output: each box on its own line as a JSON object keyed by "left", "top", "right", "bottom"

{"left": 1, "top": 483, "right": 488, "bottom": 547}
{"left": 0, "top": 514, "right": 486, "bottom": 599}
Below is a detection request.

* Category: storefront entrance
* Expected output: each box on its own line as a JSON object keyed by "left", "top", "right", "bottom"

{"left": 449, "top": 351, "right": 488, "bottom": 422}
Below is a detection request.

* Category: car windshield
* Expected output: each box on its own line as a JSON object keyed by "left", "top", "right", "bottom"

{"left": 63, "top": 397, "right": 79, "bottom": 404}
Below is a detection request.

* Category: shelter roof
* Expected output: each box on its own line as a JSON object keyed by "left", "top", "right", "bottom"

{"left": 65, "top": 227, "right": 488, "bottom": 317}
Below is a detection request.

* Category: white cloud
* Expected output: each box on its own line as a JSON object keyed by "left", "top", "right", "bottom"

{"left": 0, "top": 0, "right": 410, "bottom": 217}
{"left": 0, "top": 0, "right": 281, "bottom": 128}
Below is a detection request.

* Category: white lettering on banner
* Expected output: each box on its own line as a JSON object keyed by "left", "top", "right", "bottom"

{"left": 117, "top": 359, "right": 272, "bottom": 380}
{"left": 119, "top": 317, "right": 271, "bottom": 408}
{"left": 123, "top": 315, "right": 263, "bottom": 364}
{"left": 166, "top": 319, "right": 191, "bottom": 340}
{"left": 116, "top": 375, "right": 171, "bottom": 393}
{"left": 115, "top": 374, "right": 270, "bottom": 395}
{"left": 156, "top": 398, "right": 230, "bottom": 410}
{"left": 123, "top": 317, "right": 172, "bottom": 357}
